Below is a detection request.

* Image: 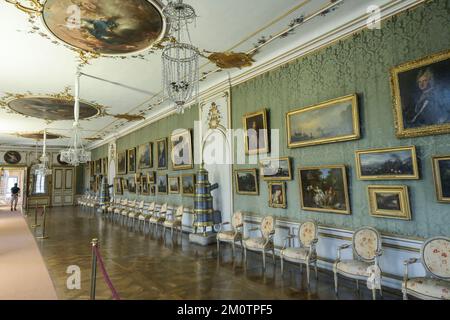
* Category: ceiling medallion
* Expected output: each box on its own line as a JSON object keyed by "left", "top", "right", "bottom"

{"left": 15, "top": 131, "right": 65, "bottom": 140}
{"left": 205, "top": 51, "right": 255, "bottom": 69}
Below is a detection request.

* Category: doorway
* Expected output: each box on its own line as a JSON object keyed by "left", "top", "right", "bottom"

{"left": 0, "top": 167, "right": 27, "bottom": 209}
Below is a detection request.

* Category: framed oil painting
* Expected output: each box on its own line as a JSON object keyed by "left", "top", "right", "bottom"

{"left": 121, "top": 178, "right": 128, "bottom": 191}
{"left": 117, "top": 150, "right": 127, "bottom": 175}
{"left": 368, "top": 185, "right": 411, "bottom": 220}
{"left": 432, "top": 155, "right": 450, "bottom": 203}
{"left": 95, "top": 159, "right": 102, "bottom": 175}
{"left": 268, "top": 182, "right": 286, "bottom": 209}
{"left": 147, "top": 171, "right": 156, "bottom": 184}
{"left": 156, "top": 138, "right": 168, "bottom": 170}
{"left": 89, "top": 161, "right": 95, "bottom": 177}
{"left": 157, "top": 174, "right": 168, "bottom": 195}
{"left": 298, "top": 165, "right": 350, "bottom": 215}
{"left": 181, "top": 174, "right": 195, "bottom": 196}
{"left": 114, "top": 178, "right": 123, "bottom": 195}
{"left": 259, "top": 157, "right": 292, "bottom": 181}
{"left": 150, "top": 184, "right": 156, "bottom": 196}
{"left": 141, "top": 175, "right": 149, "bottom": 195}
{"left": 102, "top": 157, "right": 108, "bottom": 175}
{"left": 171, "top": 129, "right": 193, "bottom": 170}
{"left": 243, "top": 109, "right": 269, "bottom": 155}
{"left": 138, "top": 142, "right": 153, "bottom": 170}
{"left": 286, "top": 94, "right": 360, "bottom": 148}
{"left": 127, "top": 148, "right": 136, "bottom": 174}
{"left": 127, "top": 177, "right": 136, "bottom": 193}
{"left": 391, "top": 50, "right": 450, "bottom": 138}
{"left": 234, "top": 168, "right": 259, "bottom": 195}
{"left": 168, "top": 177, "right": 180, "bottom": 194}
{"left": 355, "top": 146, "right": 419, "bottom": 180}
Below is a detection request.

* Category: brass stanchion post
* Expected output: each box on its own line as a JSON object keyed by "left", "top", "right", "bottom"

{"left": 36, "top": 205, "right": 48, "bottom": 239}
{"left": 90, "top": 238, "right": 98, "bottom": 300}
{"left": 31, "top": 201, "right": 40, "bottom": 228}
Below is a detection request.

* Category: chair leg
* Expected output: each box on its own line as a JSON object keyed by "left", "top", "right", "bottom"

{"left": 334, "top": 271, "right": 338, "bottom": 295}
{"left": 217, "top": 240, "right": 220, "bottom": 254}
{"left": 372, "top": 288, "right": 376, "bottom": 300}
{"left": 280, "top": 256, "right": 284, "bottom": 274}
{"left": 262, "top": 251, "right": 266, "bottom": 270}
{"left": 356, "top": 279, "right": 359, "bottom": 291}
{"left": 402, "top": 290, "right": 408, "bottom": 300}
{"left": 232, "top": 241, "right": 236, "bottom": 258}
{"left": 244, "top": 247, "right": 247, "bottom": 266}
{"left": 314, "top": 260, "right": 318, "bottom": 279}
{"left": 306, "top": 263, "right": 310, "bottom": 286}
{"left": 379, "top": 286, "right": 383, "bottom": 297}
{"left": 272, "top": 248, "right": 275, "bottom": 264}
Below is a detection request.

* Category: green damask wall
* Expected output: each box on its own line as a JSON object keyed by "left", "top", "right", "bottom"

{"left": 92, "top": 107, "right": 199, "bottom": 207}
{"left": 232, "top": 0, "right": 450, "bottom": 239}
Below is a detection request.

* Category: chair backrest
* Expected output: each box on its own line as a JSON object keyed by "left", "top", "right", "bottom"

{"left": 138, "top": 200, "right": 144, "bottom": 209}
{"left": 352, "top": 226, "right": 382, "bottom": 262}
{"left": 298, "top": 220, "right": 318, "bottom": 247}
{"left": 159, "top": 203, "right": 168, "bottom": 216}
{"left": 121, "top": 199, "right": 127, "bottom": 205}
{"left": 421, "top": 236, "right": 450, "bottom": 280}
{"left": 260, "top": 216, "right": 275, "bottom": 239}
{"left": 148, "top": 201, "right": 155, "bottom": 212}
{"left": 232, "top": 211, "right": 243, "bottom": 229}
{"left": 175, "top": 205, "right": 184, "bottom": 218}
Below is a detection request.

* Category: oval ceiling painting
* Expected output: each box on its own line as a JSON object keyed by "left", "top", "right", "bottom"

{"left": 8, "top": 97, "right": 99, "bottom": 121}
{"left": 42, "top": 0, "right": 166, "bottom": 55}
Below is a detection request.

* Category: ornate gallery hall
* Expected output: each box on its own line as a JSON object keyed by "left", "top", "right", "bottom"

{"left": 0, "top": 0, "right": 449, "bottom": 304}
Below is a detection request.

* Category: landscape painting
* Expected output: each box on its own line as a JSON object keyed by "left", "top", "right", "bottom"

{"left": 368, "top": 185, "right": 411, "bottom": 220}
{"left": 356, "top": 146, "right": 419, "bottom": 180}
{"left": 168, "top": 177, "right": 180, "bottom": 194}
{"left": 157, "top": 174, "right": 168, "bottom": 194}
{"left": 432, "top": 156, "right": 450, "bottom": 202}
{"left": 181, "top": 174, "right": 195, "bottom": 196}
{"left": 287, "top": 94, "right": 360, "bottom": 148}
{"left": 391, "top": 50, "right": 450, "bottom": 138}
{"left": 138, "top": 142, "right": 153, "bottom": 169}
{"left": 259, "top": 157, "right": 292, "bottom": 180}
{"left": 298, "top": 165, "right": 350, "bottom": 214}
{"left": 234, "top": 169, "right": 259, "bottom": 195}
{"left": 117, "top": 150, "right": 127, "bottom": 175}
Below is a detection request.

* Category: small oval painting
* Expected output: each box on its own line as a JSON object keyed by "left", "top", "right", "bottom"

{"left": 57, "top": 154, "right": 69, "bottom": 166}
{"left": 8, "top": 97, "right": 99, "bottom": 121}
{"left": 42, "top": 0, "right": 165, "bottom": 55}
{"left": 4, "top": 151, "right": 21, "bottom": 164}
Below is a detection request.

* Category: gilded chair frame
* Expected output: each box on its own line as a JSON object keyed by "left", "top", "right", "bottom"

{"left": 243, "top": 216, "right": 276, "bottom": 270}
{"left": 216, "top": 211, "right": 244, "bottom": 258}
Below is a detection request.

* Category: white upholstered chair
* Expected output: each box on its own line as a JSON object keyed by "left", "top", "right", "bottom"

{"left": 216, "top": 211, "right": 243, "bottom": 258}
{"left": 128, "top": 200, "right": 144, "bottom": 229}
{"left": 163, "top": 205, "right": 185, "bottom": 238}
{"left": 333, "top": 226, "right": 383, "bottom": 300}
{"left": 149, "top": 203, "right": 168, "bottom": 234}
{"left": 402, "top": 236, "right": 450, "bottom": 300}
{"left": 138, "top": 201, "right": 155, "bottom": 232}
{"left": 280, "top": 220, "right": 318, "bottom": 286}
{"left": 243, "top": 216, "right": 275, "bottom": 270}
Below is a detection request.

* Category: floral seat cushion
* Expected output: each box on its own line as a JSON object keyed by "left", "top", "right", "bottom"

{"left": 149, "top": 216, "right": 159, "bottom": 223}
{"left": 282, "top": 247, "right": 314, "bottom": 261}
{"left": 244, "top": 237, "right": 269, "bottom": 250}
{"left": 406, "top": 278, "right": 450, "bottom": 299}
{"left": 336, "top": 259, "right": 371, "bottom": 277}
{"left": 217, "top": 231, "right": 239, "bottom": 241}
{"left": 163, "top": 220, "right": 174, "bottom": 228}
{"left": 423, "top": 239, "right": 450, "bottom": 279}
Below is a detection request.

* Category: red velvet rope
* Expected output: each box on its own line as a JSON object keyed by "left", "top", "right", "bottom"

{"left": 93, "top": 245, "right": 120, "bottom": 300}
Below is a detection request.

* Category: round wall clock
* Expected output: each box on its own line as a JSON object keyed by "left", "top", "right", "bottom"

{"left": 4, "top": 151, "right": 21, "bottom": 164}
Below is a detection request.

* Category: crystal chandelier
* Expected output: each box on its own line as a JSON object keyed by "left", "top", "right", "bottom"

{"left": 60, "top": 71, "right": 91, "bottom": 166}
{"left": 34, "top": 129, "right": 52, "bottom": 176}
{"left": 162, "top": 0, "right": 199, "bottom": 114}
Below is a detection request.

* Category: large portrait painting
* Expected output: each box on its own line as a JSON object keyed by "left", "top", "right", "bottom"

{"left": 259, "top": 157, "right": 292, "bottom": 181}
{"left": 42, "top": 0, "right": 166, "bottom": 55}
{"left": 156, "top": 138, "right": 168, "bottom": 170}
{"left": 234, "top": 169, "right": 259, "bottom": 195}
{"left": 368, "top": 185, "right": 411, "bottom": 220}
{"left": 298, "top": 165, "right": 350, "bottom": 215}
{"left": 127, "top": 148, "right": 136, "bottom": 174}
{"left": 287, "top": 94, "right": 360, "bottom": 148}
{"left": 432, "top": 155, "right": 450, "bottom": 203}
{"left": 117, "top": 150, "right": 127, "bottom": 175}
{"left": 243, "top": 109, "right": 269, "bottom": 155}
{"left": 355, "top": 146, "right": 419, "bottom": 180}
{"left": 138, "top": 142, "right": 153, "bottom": 169}
{"left": 170, "top": 129, "right": 193, "bottom": 170}
{"left": 391, "top": 50, "right": 450, "bottom": 138}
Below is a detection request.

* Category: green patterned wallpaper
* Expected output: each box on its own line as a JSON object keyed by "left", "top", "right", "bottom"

{"left": 231, "top": 0, "right": 450, "bottom": 239}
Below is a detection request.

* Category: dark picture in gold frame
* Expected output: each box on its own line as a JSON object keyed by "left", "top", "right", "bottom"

{"left": 114, "top": 177, "right": 123, "bottom": 195}
{"left": 298, "top": 165, "right": 350, "bottom": 215}
{"left": 141, "top": 175, "right": 149, "bottom": 195}
{"left": 355, "top": 146, "right": 419, "bottom": 180}
{"left": 243, "top": 109, "right": 269, "bottom": 155}
{"left": 432, "top": 155, "right": 450, "bottom": 203}
{"left": 156, "top": 138, "right": 168, "bottom": 170}
{"left": 157, "top": 174, "right": 168, "bottom": 194}
{"left": 259, "top": 157, "right": 292, "bottom": 181}
{"left": 368, "top": 185, "right": 411, "bottom": 220}
{"left": 117, "top": 150, "right": 127, "bottom": 175}
{"left": 127, "top": 148, "right": 136, "bottom": 174}
{"left": 286, "top": 94, "right": 360, "bottom": 148}
{"left": 95, "top": 159, "right": 102, "bottom": 175}
{"left": 170, "top": 129, "right": 193, "bottom": 170}
{"left": 138, "top": 142, "right": 153, "bottom": 169}
{"left": 168, "top": 177, "right": 180, "bottom": 194}
{"left": 147, "top": 171, "right": 156, "bottom": 184}
{"left": 234, "top": 168, "right": 259, "bottom": 195}
{"left": 181, "top": 174, "right": 195, "bottom": 196}
{"left": 268, "top": 181, "right": 286, "bottom": 209}
{"left": 89, "top": 161, "right": 95, "bottom": 177}
{"left": 127, "top": 177, "right": 136, "bottom": 193}
{"left": 102, "top": 157, "right": 108, "bottom": 175}
{"left": 390, "top": 50, "right": 450, "bottom": 138}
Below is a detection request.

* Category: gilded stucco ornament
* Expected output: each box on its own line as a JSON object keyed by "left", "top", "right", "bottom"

{"left": 14, "top": 130, "right": 65, "bottom": 140}
{"left": 207, "top": 102, "right": 222, "bottom": 129}
{"left": 205, "top": 51, "right": 255, "bottom": 69}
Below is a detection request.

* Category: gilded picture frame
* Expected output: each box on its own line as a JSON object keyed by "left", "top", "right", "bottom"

{"left": 432, "top": 155, "right": 450, "bottom": 203}
{"left": 234, "top": 168, "right": 259, "bottom": 195}
{"left": 156, "top": 138, "right": 168, "bottom": 170}
{"left": 114, "top": 177, "right": 123, "bottom": 195}
{"left": 141, "top": 175, "right": 149, "bottom": 195}
{"left": 268, "top": 181, "right": 287, "bottom": 209}
{"left": 368, "top": 185, "right": 411, "bottom": 220}
{"left": 127, "top": 147, "right": 136, "bottom": 174}
{"left": 170, "top": 129, "right": 193, "bottom": 170}
{"left": 298, "top": 165, "right": 350, "bottom": 215}
{"left": 259, "top": 157, "right": 292, "bottom": 181}
{"left": 117, "top": 150, "right": 127, "bottom": 175}
{"left": 390, "top": 49, "right": 450, "bottom": 138}
{"left": 138, "top": 142, "right": 153, "bottom": 169}
{"left": 181, "top": 174, "right": 195, "bottom": 196}
{"left": 355, "top": 146, "right": 419, "bottom": 180}
{"left": 168, "top": 176, "right": 180, "bottom": 194}
{"left": 147, "top": 171, "right": 156, "bottom": 184}
{"left": 286, "top": 94, "right": 360, "bottom": 148}
{"left": 157, "top": 174, "right": 168, "bottom": 195}
{"left": 243, "top": 109, "right": 269, "bottom": 155}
